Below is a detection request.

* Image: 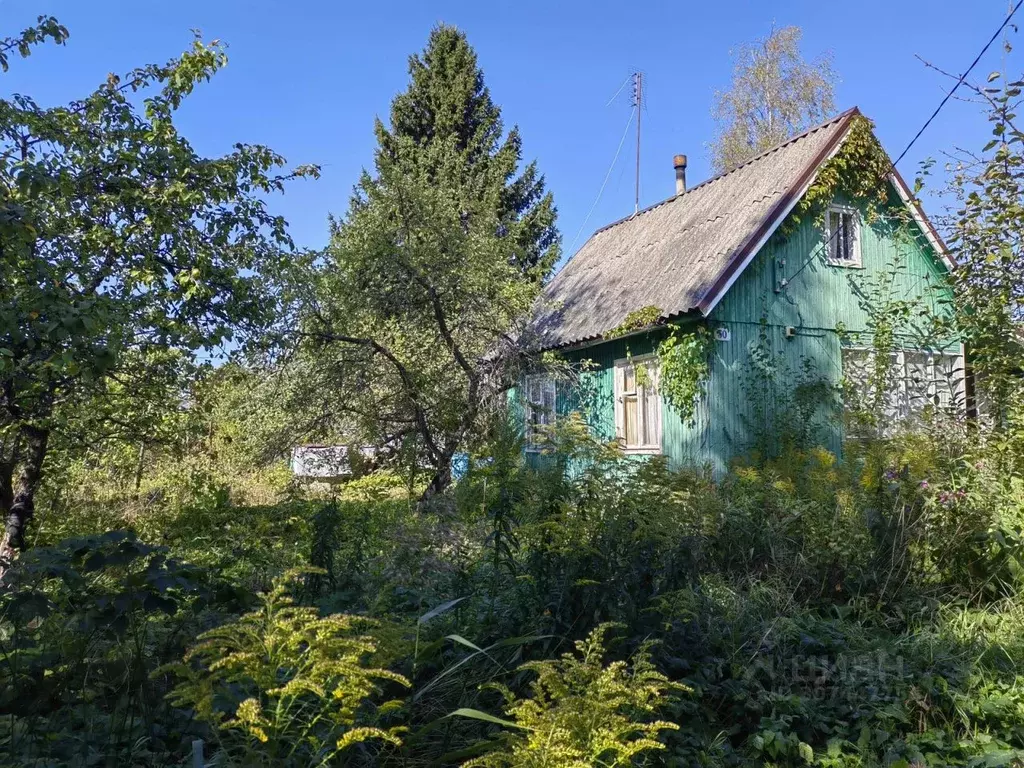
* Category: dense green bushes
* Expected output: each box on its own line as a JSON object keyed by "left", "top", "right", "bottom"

{"left": 4, "top": 421, "right": 1024, "bottom": 766}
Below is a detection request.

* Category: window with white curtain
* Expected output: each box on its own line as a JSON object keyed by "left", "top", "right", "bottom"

{"left": 826, "top": 205, "right": 861, "bottom": 267}
{"left": 841, "top": 347, "right": 964, "bottom": 434}
{"left": 524, "top": 374, "right": 556, "bottom": 451}
{"left": 614, "top": 356, "right": 661, "bottom": 453}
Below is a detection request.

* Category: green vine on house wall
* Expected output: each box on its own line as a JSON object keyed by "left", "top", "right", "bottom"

{"left": 605, "top": 306, "right": 713, "bottom": 425}
{"left": 658, "top": 324, "right": 713, "bottom": 424}
{"left": 782, "top": 115, "right": 892, "bottom": 235}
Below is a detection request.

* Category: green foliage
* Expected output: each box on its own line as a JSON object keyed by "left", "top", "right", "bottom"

{"left": 711, "top": 25, "right": 837, "bottom": 172}
{"left": 605, "top": 305, "right": 663, "bottom": 339}
{"left": 0, "top": 531, "right": 230, "bottom": 766}
{"left": 0, "top": 15, "right": 67, "bottom": 72}
{"left": 282, "top": 26, "right": 557, "bottom": 498}
{"left": 7, "top": 16, "right": 1024, "bottom": 768}
{"left": 462, "top": 624, "right": 685, "bottom": 767}
{"left": 380, "top": 25, "right": 558, "bottom": 282}
{"left": 658, "top": 324, "right": 714, "bottom": 424}
{"left": 839, "top": 250, "right": 953, "bottom": 437}
{"left": 785, "top": 114, "right": 893, "bottom": 234}
{"left": 741, "top": 319, "right": 840, "bottom": 457}
{"left": 948, "top": 73, "right": 1024, "bottom": 424}
{"left": 0, "top": 19, "right": 317, "bottom": 551}
{"left": 603, "top": 309, "right": 713, "bottom": 424}
{"left": 161, "top": 569, "right": 410, "bottom": 767}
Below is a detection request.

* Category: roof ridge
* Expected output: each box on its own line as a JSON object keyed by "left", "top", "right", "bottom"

{"left": 584, "top": 107, "right": 860, "bottom": 242}
{"left": 710, "top": 106, "right": 860, "bottom": 178}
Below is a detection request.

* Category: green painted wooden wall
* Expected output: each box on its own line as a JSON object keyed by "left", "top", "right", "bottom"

{"left": 705, "top": 187, "right": 955, "bottom": 470}
{"left": 526, "top": 185, "right": 955, "bottom": 472}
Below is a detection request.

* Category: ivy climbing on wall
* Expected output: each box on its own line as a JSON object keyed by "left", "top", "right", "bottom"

{"left": 658, "top": 324, "right": 714, "bottom": 424}
{"left": 783, "top": 114, "right": 893, "bottom": 234}
{"left": 605, "top": 306, "right": 713, "bottom": 425}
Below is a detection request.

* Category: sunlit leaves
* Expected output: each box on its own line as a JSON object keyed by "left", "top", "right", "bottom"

{"left": 711, "top": 25, "right": 837, "bottom": 173}
{"left": 0, "top": 19, "right": 316, "bottom": 535}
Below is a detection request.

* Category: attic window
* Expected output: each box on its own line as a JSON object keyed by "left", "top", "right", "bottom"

{"left": 826, "top": 205, "right": 861, "bottom": 267}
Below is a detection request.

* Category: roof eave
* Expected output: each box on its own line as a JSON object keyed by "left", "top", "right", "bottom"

{"left": 539, "top": 311, "right": 704, "bottom": 354}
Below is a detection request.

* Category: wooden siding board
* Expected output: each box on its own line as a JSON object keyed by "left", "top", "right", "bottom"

{"left": 707, "top": 189, "right": 956, "bottom": 464}
{"left": 517, "top": 186, "right": 956, "bottom": 473}
{"left": 559, "top": 326, "right": 710, "bottom": 468}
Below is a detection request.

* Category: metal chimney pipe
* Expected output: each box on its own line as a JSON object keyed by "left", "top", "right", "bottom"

{"left": 673, "top": 154, "right": 687, "bottom": 196}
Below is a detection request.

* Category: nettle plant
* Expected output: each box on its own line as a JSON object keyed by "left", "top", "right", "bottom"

{"left": 605, "top": 307, "right": 713, "bottom": 425}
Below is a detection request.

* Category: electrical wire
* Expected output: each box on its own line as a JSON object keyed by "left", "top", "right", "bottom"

{"left": 567, "top": 106, "right": 636, "bottom": 255}
{"left": 772, "top": 2, "right": 1023, "bottom": 307}
{"left": 605, "top": 74, "right": 633, "bottom": 107}
{"left": 892, "top": 0, "right": 1024, "bottom": 167}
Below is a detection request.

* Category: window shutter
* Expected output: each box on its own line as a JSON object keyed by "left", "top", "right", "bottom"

{"left": 614, "top": 364, "right": 624, "bottom": 440}
{"left": 642, "top": 363, "right": 660, "bottom": 447}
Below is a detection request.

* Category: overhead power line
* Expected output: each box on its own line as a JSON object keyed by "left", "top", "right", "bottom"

{"left": 567, "top": 106, "right": 636, "bottom": 255}
{"left": 782, "top": 2, "right": 1024, "bottom": 294}
{"left": 893, "top": 0, "right": 1024, "bottom": 167}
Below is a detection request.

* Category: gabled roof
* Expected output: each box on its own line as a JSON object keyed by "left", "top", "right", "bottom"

{"left": 533, "top": 107, "right": 947, "bottom": 351}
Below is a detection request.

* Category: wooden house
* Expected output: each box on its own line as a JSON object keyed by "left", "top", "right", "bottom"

{"left": 522, "top": 108, "right": 962, "bottom": 471}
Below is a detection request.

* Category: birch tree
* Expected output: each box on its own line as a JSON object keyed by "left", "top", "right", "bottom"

{"left": 711, "top": 25, "right": 837, "bottom": 173}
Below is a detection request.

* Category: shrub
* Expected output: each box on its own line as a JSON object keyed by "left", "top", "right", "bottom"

{"left": 0, "top": 531, "right": 224, "bottom": 766}
{"left": 461, "top": 623, "right": 686, "bottom": 767}
{"left": 160, "top": 569, "right": 410, "bottom": 767}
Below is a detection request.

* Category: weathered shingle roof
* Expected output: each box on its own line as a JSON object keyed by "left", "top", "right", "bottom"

{"left": 534, "top": 108, "right": 860, "bottom": 349}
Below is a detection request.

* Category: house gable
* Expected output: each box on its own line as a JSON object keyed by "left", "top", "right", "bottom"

{"left": 532, "top": 109, "right": 859, "bottom": 350}
{"left": 702, "top": 179, "right": 957, "bottom": 466}
{"left": 710, "top": 180, "right": 954, "bottom": 334}
{"left": 522, "top": 110, "right": 959, "bottom": 472}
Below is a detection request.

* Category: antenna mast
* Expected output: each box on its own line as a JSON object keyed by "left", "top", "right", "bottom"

{"left": 632, "top": 70, "right": 642, "bottom": 213}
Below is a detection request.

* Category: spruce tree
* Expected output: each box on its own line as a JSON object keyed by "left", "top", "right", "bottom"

{"left": 371, "top": 25, "right": 558, "bottom": 280}
{"left": 289, "top": 26, "right": 559, "bottom": 499}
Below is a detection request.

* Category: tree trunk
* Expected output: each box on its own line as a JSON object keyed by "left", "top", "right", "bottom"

{"left": 133, "top": 440, "right": 147, "bottom": 493}
{"left": 0, "top": 426, "right": 49, "bottom": 573}
{"left": 420, "top": 449, "right": 455, "bottom": 503}
{"left": 0, "top": 461, "right": 13, "bottom": 519}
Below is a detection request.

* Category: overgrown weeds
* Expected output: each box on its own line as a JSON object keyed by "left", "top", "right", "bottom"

{"left": 5, "top": 421, "right": 1024, "bottom": 766}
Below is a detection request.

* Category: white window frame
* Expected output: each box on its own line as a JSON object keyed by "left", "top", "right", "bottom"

{"left": 841, "top": 346, "right": 966, "bottom": 434}
{"left": 524, "top": 374, "right": 556, "bottom": 452}
{"left": 825, "top": 204, "right": 862, "bottom": 268}
{"left": 613, "top": 355, "right": 662, "bottom": 454}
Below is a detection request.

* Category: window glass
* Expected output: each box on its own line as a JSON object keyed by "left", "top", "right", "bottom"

{"left": 524, "top": 375, "right": 555, "bottom": 450}
{"left": 623, "top": 395, "right": 638, "bottom": 446}
{"left": 827, "top": 207, "right": 859, "bottom": 265}
{"left": 623, "top": 365, "right": 636, "bottom": 394}
{"left": 615, "top": 357, "right": 660, "bottom": 452}
{"left": 842, "top": 348, "right": 964, "bottom": 435}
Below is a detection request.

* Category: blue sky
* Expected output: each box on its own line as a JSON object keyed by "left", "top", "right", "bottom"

{"left": 3, "top": 1, "right": 1020, "bottom": 262}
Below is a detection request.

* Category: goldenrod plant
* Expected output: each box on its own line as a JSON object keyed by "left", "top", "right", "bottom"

{"left": 160, "top": 569, "right": 409, "bottom": 767}
{"left": 458, "top": 624, "right": 687, "bottom": 767}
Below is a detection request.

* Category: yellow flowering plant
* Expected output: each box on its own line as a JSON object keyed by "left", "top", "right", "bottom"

{"left": 158, "top": 569, "right": 409, "bottom": 767}
{"left": 458, "top": 623, "right": 687, "bottom": 768}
